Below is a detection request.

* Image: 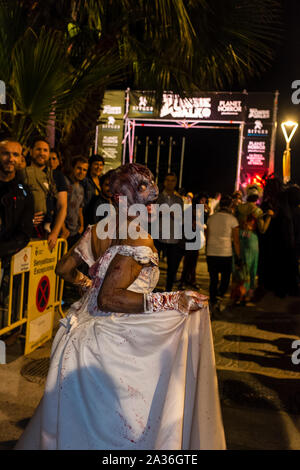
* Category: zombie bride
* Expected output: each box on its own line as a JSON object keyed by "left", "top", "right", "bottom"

{"left": 16, "top": 163, "right": 226, "bottom": 450}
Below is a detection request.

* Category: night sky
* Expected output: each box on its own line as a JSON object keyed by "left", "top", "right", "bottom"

{"left": 246, "top": 0, "right": 300, "bottom": 184}
{"left": 133, "top": 1, "right": 300, "bottom": 196}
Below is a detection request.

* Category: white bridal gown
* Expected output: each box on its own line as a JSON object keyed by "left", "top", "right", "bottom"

{"left": 16, "top": 227, "right": 226, "bottom": 450}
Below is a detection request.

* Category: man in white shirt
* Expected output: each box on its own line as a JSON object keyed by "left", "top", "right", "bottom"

{"left": 206, "top": 195, "right": 240, "bottom": 307}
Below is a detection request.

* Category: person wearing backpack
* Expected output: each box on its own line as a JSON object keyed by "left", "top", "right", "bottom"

{"left": 0, "top": 138, "right": 34, "bottom": 258}
{"left": 0, "top": 138, "right": 34, "bottom": 329}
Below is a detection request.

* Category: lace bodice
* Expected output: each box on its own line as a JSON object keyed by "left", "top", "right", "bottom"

{"left": 88, "top": 244, "right": 160, "bottom": 295}
{"left": 67, "top": 226, "right": 159, "bottom": 320}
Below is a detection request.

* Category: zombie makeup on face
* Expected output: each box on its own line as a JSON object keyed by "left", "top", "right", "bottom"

{"left": 110, "top": 163, "right": 159, "bottom": 209}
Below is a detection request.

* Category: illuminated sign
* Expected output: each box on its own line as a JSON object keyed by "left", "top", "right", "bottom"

{"left": 248, "top": 108, "right": 270, "bottom": 119}
{"left": 132, "top": 96, "right": 154, "bottom": 113}
{"left": 217, "top": 100, "right": 242, "bottom": 115}
{"left": 160, "top": 94, "right": 211, "bottom": 119}
{"left": 97, "top": 90, "right": 125, "bottom": 170}
{"left": 128, "top": 91, "right": 246, "bottom": 121}
{"left": 103, "top": 105, "right": 122, "bottom": 115}
{"left": 247, "top": 120, "right": 269, "bottom": 136}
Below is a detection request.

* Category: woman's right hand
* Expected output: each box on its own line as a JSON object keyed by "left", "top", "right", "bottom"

{"left": 178, "top": 290, "right": 208, "bottom": 315}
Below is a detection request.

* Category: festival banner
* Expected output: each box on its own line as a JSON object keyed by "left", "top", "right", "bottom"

{"left": 241, "top": 136, "right": 271, "bottom": 170}
{"left": 212, "top": 93, "right": 246, "bottom": 121}
{"left": 128, "top": 91, "right": 156, "bottom": 118}
{"left": 96, "top": 90, "right": 125, "bottom": 171}
{"left": 245, "top": 92, "right": 275, "bottom": 123}
{"left": 128, "top": 91, "right": 246, "bottom": 122}
{"left": 240, "top": 93, "right": 275, "bottom": 181}
{"left": 98, "top": 90, "right": 277, "bottom": 188}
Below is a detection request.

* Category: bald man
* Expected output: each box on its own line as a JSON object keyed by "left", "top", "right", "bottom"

{"left": 0, "top": 138, "right": 34, "bottom": 258}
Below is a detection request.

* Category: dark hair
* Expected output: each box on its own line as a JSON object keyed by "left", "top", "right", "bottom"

{"left": 220, "top": 194, "right": 233, "bottom": 209}
{"left": 50, "top": 147, "right": 63, "bottom": 164}
{"left": 100, "top": 169, "right": 114, "bottom": 187}
{"left": 164, "top": 172, "right": 177, "bottom": 181}
{"left": 50, "top": 147, "right": 61, "bottom": 156}
{"left": 87, "top": 154, "right": 105, "bottom": 178}
{"left": 71, "top": 156, "right": 89, "bottom": 168}
{"left": 262, "top": 176, "right": 283, "bottom": 211}
{"left": 30, "top": 137, "right": 50, "bottom": 150}
{"left": 195, "top": 192, "right": 209, "bottom": 203}
{"left": 247, "top": 194, "right": 259, "bottom": 203}
{"left": 177, "top": 188, "right": 186, "bottom": 196}
{"left": 286, "top": 184, "right": 300, "bottom": 208}
{"left": 232, "top": 190, "right": 242, "bottom": 199}
{"left": 89, "top": 154, "right": 104, "bottom": 166}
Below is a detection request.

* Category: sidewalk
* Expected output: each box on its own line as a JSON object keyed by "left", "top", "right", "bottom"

{"left": 1, "top": 252, "right": 300, "bottom": 450}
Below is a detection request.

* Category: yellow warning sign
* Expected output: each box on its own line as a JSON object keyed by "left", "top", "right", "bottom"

{"left": 25, "top": 240, "right": 58, "bottom": 355}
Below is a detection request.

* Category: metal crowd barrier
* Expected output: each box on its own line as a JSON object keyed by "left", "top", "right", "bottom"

{"left": 0, "top": 238, "right": 68, "bottom": 359}
{"left": 54, "top": 238, "right": 68, "bottom": 319}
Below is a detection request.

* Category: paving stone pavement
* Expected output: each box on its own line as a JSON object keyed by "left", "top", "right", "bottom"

{"left": 1, "top": 250, "right": 300, "bottom": 450}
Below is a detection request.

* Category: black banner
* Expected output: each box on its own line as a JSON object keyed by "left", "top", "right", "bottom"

{"left": 95, "top": 90, "right": 277, "bottom": 187}
{"left": 128, "top": 91, "right": 246, "bottom": 122}
{"left": 241, "top": 136, "right": 271, "bottom": 170}
{"left": 241, "top": 94, "right": 275, "bottom": 179}
{"left": 96, "top": 90, "right": 125, "bottom": 171}
{"left": 241, "top": 122, "right": 273, "bottom": 170}
{"left": 245, "top": 92, "right": 275, "bottom": 123}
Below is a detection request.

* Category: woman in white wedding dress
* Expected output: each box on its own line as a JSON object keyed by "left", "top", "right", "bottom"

{"left": 16, "top": 163, "right": 226, "bottom": 450}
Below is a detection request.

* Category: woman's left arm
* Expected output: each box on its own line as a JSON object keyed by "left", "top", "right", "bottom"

{"left": 98, "top": 251, "right": 208, "bottom": 315}
{"left": 98, "top": 254, "right": 144, "bottom": 313}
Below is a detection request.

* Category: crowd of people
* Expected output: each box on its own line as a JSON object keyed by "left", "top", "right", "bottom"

{"left": 178, "top": 180, "right": 300, "bottom": 314}
{"left": 2, "top": 134, "right": 300, "bottom": 450}
{"left": 1, "top": 134, "right": 300, "bottom": 316}
{"left": 148, "top": 170, "right": 300, "bottom": 315}
{"left": 0, "top": 136, "right": 112, "bottom": 262}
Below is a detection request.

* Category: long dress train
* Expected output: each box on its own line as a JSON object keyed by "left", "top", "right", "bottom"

{"left": 16, "top": 227, "right": 226, "bottom": 450}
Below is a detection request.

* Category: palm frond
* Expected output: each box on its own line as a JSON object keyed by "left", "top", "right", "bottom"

{"left": 0, "top": 0, "right": 28, "bottom": 83}
{"left": 11, "top": 27, "right": 68, "bottom": 134}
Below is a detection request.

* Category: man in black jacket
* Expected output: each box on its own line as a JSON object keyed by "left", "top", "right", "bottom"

{"left": 0, "top": 138, "right": 34, "bottom": 259}
{"left": 0, "top": 140, "right": 33, "bottom": 258}
{"left": 0, "top": 138, "right": 34, "bottom": 330}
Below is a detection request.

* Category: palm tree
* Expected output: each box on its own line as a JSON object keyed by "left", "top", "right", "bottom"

{"left": 0, "top": 0, "right": 124, "bottom": 146}
{"left": 66, "top": 0, "right": 281, "bottom": 95}
{"left": 17, "top": 0, "right": 201, "bottom": 155}
{"left": 0, "top": 0, "right": 282, "bottom": 155}
{"left": 58, "top": 0, "right": 282, "bottom": 154}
